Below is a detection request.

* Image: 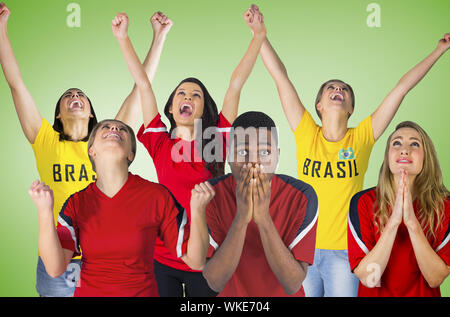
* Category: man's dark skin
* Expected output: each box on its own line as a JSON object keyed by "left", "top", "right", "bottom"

{"left": 202, "top": 128, "right": 308, "bottom": 295}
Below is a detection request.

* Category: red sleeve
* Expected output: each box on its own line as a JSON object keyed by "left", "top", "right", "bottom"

{"left": 216, "top": 112, "right": 232, "bottom": 161}
{"left": 158, "top": 188, "right": 189, "bottom": 258}
{"left": 435, "top": 198, "right": 450, "bottom": 265}
{"left": 217, "top": 111, "right": 231, "bottom": 129}
{"left": 56, "top": 194, "right": 81, "bottom": 257}
{"left": 347, "top": 189, "right": 377, "bottom": 272}
{"left": 136, "top": 113, "right": 169, "bottom": 160}
{"left": 205, "top": 196, "right": 225, "bottom": 258}
{"left": 289, "top": 193, "right": 318, "bottom": 265}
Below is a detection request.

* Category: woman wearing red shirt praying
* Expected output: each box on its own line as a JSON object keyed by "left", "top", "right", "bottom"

{"left": 348, "top": 121, "right": 450, "bottom": 296}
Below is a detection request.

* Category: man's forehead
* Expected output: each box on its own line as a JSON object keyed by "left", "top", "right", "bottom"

{"left": 232, "top": 127, "right": 276, "bottom": 145}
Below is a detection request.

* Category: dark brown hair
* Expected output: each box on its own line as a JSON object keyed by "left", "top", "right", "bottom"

{"left": 163, "top": 78, "right": 224, "bottom": 177}
{"left": 52, "top": 88, "right": 98, "bottom": 141}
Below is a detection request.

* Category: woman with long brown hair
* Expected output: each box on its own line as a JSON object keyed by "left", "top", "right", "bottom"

{"left": 348, "top": 121, "right": 450, "bottom": 296}
{"left": 116, "top": 6, "right": 267, "bottom": 296}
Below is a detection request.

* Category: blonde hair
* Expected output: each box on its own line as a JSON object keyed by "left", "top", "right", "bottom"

{"left": 374, "top": 121, "right": 449, "bottom": 240}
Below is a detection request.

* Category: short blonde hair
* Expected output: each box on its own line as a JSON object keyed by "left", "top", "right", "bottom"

{"left": 314, "top": 79, "right": 355, "bottom": 120}
{"left": 87, "top": 119, "right": 136, "bottom": 172}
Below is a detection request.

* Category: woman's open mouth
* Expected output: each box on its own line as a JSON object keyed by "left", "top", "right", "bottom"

{"left": 69, "top": 100, "right": 84, "bottom": 110}
{"left": 104, "top": 131, "right": 122, "bottom": 141}
{"left": 179, "top": 103, "right": 193, "bottom": 117}
{"left": 330, "top": 92, "right": 344, "bottom": 102}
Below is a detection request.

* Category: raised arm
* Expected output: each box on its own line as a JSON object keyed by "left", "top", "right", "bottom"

{"left": 29, "top": 180, "right": 73, "bottom": 278}
{"left": 371, "top": 33, "right": 450, "bottom": 141}
{"left": 180, "top": 182, "right": 214, "bottom": 270}
{"left": 115, "top": 12, "right": 171, "bottom": 128}
{"left": 112, "top": 13, "right": 158, "bottom": 128}
{"left": 220, "top": 5, "right": 266, "bottom": 124}
{"left": 0, "top": 3, "right": 41, "bottom": 143}
{"left": 258, "top": 11, "right": 305, "bottom": 131}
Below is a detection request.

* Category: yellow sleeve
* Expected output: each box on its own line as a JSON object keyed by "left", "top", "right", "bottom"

{"left": 30, "top": 118, "right": 59, "bottom": 151}
{"left": 354, "top": 116, "right": 375, "bottom": 148}
{"left": 293, "top": 109, "right": 319, "bottom": 145}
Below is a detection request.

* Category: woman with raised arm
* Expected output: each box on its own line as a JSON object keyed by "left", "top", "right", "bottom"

{"left": 0, "top": 2, "right": 99, "bottom": 296}
{"left": 28, "top": 13, "right": 211, "bottom": 296}
{"left": 257, "top": 2, "right": 449, "bottom": 296}
{"left": 115, "top": 11, "right": 172, "bottom": 128}
{"left": 115, "top": 6, "right": 266, "bottom": 296}
{"left": 348, "top": 121, "right": 449, "bottom": 296}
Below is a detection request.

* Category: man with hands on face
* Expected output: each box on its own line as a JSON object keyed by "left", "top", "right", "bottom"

{"left": 119, "top": 4, "right": 268, "bottom": 297}
{"left": 202, "top": 111, "right": 319, "bottom": 297}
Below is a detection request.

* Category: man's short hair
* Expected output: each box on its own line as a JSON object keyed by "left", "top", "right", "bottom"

{"left": 231, "top": 111, "right": 278, "bottom": 145}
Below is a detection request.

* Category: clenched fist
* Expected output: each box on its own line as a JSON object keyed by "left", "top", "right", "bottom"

{"left": 112, "top": 12, "right": 129, "bottom": 39}
{"left": 29, "top": 180, "right": 54, "bottom": 217}
{"left": 243, "top": 4, "right": 266, "bottom": 37}
{"left": 0, "top": 2, "right": 11, "bottom": 28}
{"left": 436, "top": 33, "right": 450, "bottom": 53}
{"left": 150, "top": 11, "right": 173, "bottom": 37}
{"left": 190, "top": 181, "right": 215, "bottom": 215}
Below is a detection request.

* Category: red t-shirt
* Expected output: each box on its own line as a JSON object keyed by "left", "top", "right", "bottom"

{"left": 348, "top": 187, "right": 450, "bottom": 297}
{"left": 137, "top": 112, "right": 231, "bottom": 271}
{"left": 206, "top": 173, "right": 318, "bottom": 297}
{"left": 56, "top": 173, "right": 190, "bottom": 297}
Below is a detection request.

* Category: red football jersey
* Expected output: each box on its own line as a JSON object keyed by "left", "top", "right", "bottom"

{"left": 206, "top": 173, "right": 318, "bottom": 297}
{"left": 137, "top": 112, "right": 231, "bottom": 271}
{"left": 348, "top": 187, "right": 450, "bottom": 297}
{"left": 56, "top": 173, "right": 189, "bottom": 297}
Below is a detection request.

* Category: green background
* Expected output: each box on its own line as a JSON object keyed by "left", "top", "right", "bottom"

{"left": 0, "top": 0, "right": 448, "bottom": 296}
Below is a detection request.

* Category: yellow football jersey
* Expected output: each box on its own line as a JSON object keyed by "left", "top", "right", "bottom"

{"left": 31, "top": 119, "right": 96, "bottom": 259}
{"left": 294, "top": 110, "right": 375, "bottom": 250}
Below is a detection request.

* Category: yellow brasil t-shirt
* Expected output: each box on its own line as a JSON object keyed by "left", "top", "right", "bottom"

{"left": 31, "top": 119, "right": 96, "bottom": 259}
{"left": 294, "top": 110, "right": 375, "bottom": 250}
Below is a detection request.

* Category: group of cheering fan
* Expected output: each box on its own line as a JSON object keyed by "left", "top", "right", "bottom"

{"left": 0, "top": 2, "right": 449, "bottom": 297}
